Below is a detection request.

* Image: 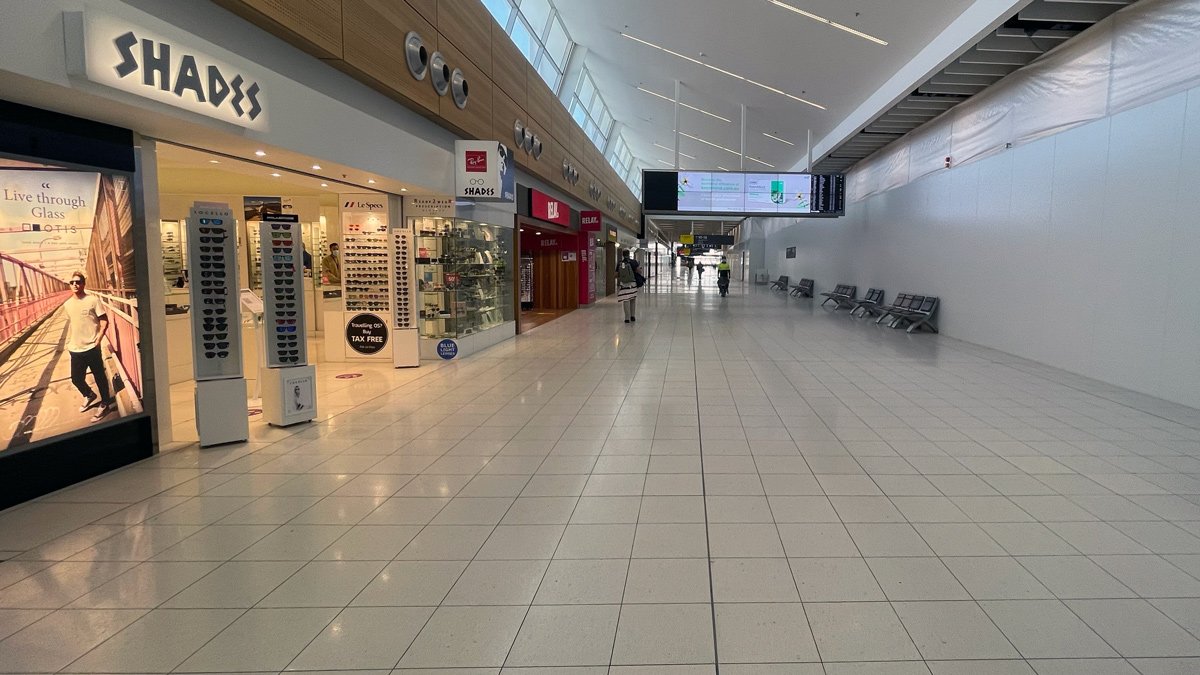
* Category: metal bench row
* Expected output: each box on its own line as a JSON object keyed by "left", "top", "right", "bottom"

{"left": 836, "top": 288, "right": 939, "bottom": 333}
{"left": 772, "top": 276, "right": 939, "bottom": 334}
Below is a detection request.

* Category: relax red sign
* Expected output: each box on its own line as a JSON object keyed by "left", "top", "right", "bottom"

{"left": 531, "top": 189, "right": 570, "bottom": 226}
{"left": 580, "top": 210, "right": 601, "bottom": 232}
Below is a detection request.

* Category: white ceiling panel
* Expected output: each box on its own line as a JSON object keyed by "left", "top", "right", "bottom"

{"left": 554, "top": 0, "right": 977, "bottom": 171}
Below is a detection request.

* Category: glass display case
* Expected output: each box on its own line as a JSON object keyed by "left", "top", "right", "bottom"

{"left": 412, "top": 216, "right": 513, "bottom": 339}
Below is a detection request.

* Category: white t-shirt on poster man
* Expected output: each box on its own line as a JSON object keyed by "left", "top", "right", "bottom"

{"left": 64, "top": 293, "right": 105, "bottom": 353}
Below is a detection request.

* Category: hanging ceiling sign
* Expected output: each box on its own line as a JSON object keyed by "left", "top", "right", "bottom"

{"left": 66, "top": 10, "right": 268, "bottom": 130}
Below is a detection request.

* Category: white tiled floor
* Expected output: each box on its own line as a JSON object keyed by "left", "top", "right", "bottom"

{"left": 3, "top": 279, "right": 1200, "bottom": 673}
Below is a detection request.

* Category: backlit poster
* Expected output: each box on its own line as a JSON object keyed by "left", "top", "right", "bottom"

{"left": 0, "top": 169, "right": 143, "bottom": 454}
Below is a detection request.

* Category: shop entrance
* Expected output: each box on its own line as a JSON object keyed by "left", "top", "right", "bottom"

{"left": 518, "top": 217, "right": 581, "bottom": 331}
{"left": 153, "top": 143, "right": 386, "bottom": 442}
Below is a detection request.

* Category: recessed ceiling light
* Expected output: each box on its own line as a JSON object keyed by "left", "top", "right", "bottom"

{"left": 254, "top": 150, "right": 266, "bottom": 157}
{"left": 767, "top": 0, "right": 888, "bottom": 45}
{"left": 763, "top": 132, "right": 795, "bottom": 146}
{"left": 208, "top": 159, "right": 220, "bottom": 164}
{"left": 636, "top": 87, "right": 733, "bottom": 123}
{"left": 270, "top": 172, "right": 281, "bottom": 177}
{"left": 653, "top": 143, "right": 696, "bottom": 160}
{"left": 621, "top": 32, "right": 825, "bottom": 110}
{"left": 400, "top": 188, "right": 408, "bottom": 192}
{"left": 311, "top": 164, "right": 322, "bottom": 170}
{"left": 320, "top": 182, "right": 328, "bottom": 187}
{"left": 368, "top": 179, "right": 376, "bottom": 184}
{"left": 536, "top": 232, "right": 542, "bottom": 235}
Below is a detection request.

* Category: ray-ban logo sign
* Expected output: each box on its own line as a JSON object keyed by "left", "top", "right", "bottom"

{"left": 67, "top": 11, "right": 268, "bottom": 130}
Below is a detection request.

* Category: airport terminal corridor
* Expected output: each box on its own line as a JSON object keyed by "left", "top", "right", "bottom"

{"left": 2, "top": 282, "right": 1200, "bottom": 674}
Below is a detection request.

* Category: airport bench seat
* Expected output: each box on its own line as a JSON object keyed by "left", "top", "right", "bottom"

{"left": 847, "top": 288, "right": 886, "bottom": 318}
{"left": 769, "top": 275, "right": 790, "bottom": 291}
{"left": 877, "top": 294, "right": 939, "bottom": 333}
{"left": 789, "top": 278, "right": 815, "bottom": 298}
{"left": 820, "top": 284, "right": 858, "bottom": 310}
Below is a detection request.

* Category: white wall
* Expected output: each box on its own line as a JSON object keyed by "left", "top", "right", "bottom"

{"left": 764, "top": 85, "right": 1200, "bottom": 409}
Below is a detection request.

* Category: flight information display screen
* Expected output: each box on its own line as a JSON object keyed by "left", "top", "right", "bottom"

{"left": 642, "top": 170, "right": 845, "bottom": 216}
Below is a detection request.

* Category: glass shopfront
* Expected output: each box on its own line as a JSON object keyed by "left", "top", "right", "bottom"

{"left": 413, "top": 216, "right": 514, "bottom": 340}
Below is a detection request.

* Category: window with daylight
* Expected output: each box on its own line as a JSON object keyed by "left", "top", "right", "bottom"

{"left": 483, "top": 0, "right": 574, "bottom": 92}
{"left": 626, "top": 165, "right": 644, "bottom": 200}
{"left": 569, "top": 67, "right": 614, "bottom": 149}
{"left": 608, "top": 135, "right": 634, "bottom": 179}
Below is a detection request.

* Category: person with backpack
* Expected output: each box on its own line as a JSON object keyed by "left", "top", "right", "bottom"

{"left": 616, "top": 249, "right": 641, "bottom": 324}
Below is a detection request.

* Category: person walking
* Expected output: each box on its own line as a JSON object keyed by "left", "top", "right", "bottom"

{"left": 696, "top": 262, "right": 705, "bottom": 282}
{"left": 616, "top": 249, "right": 640, "bottom": 324}
{"left": 717, "top": 256, "right": 731, "bottom": 296}
{"left": 64, "top": 272, "right": 113, "bottom": 422}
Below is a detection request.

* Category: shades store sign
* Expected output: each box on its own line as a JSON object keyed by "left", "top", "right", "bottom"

{"left": 66, "top": 10, "right": 268, "bottom": 130}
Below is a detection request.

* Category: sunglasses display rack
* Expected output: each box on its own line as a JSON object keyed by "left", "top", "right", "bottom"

{"left": 186, "top": 203, "right": 249, "bottom": 447}
{"left": 161, "top": 220, "right": 185, "bottom": 285}
{"left": 259, "top": 213, "right": 317, "bottom": 427}
{"left": 390, "top": 227, "right": 420, "bottom": 368}
{"left": 261, "top": 214, "right": 307, "bottom": 368}
{"left": 186, "top": 205, "right": 243, "bottom": 381}
{"left": 342, "top": 215, "right": 390, "bottom": 315}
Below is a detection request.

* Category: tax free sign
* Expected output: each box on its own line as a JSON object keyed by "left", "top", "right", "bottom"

{"left": 454, "top": 140, "right": 515, "bottom": 203}
{"left": 66, "top": 10, "right": 268, "bottom": 130}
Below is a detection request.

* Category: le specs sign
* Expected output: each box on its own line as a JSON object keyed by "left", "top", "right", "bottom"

{"left": 531, "top": 189, "right": 570, "bottom": 227}
{"left": 65, "top": 11, "right": 268, "bottom": 130}
{"left": 454, "top": 140, "right": 515, "bottom": 203}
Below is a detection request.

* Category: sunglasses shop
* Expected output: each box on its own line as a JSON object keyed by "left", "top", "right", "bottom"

{"left": 0, "top": 1, "right": 492, "bottom": 502}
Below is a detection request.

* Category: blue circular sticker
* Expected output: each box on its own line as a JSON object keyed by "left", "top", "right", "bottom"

{"left": 436, "top": 339, "right": 459, "bottom": 360}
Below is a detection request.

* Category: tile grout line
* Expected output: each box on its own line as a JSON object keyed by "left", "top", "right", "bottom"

{"left": 693, "top": 313, "right": 722, "bottom": 674}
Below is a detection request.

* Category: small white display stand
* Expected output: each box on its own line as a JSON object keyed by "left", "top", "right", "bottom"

{"left": 261, "top": 364, "right": 317, "bottom": 427}
{"left": 195, "top": 378, "right": 250, "bottom": 446}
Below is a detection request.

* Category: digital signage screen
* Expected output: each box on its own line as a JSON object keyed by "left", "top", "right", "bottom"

{"left": 642, "top": 170, "right": 845, "bottom": 216}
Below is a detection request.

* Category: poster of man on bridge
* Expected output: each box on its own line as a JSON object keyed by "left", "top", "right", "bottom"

{"left": 0, "top": 167, "right": 143, "bottom": 455}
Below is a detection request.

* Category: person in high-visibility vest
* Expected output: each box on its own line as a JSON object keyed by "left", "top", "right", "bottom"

{"left": 717, "top": 256, "right": 731, "bottom": 296}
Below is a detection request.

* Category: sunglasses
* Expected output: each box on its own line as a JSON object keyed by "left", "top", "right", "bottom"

{"left": 276, "top": 326, "right": 297, "bottom": 333}
{"left": 69, "top": 280, "right": 83, "bottom": 285}
{"left": 205, "top": 351, "right": 230, "bottom": 359}
{"left": 198, "top": 227, "right": 224, "bottom": 234}
{"left": 198, "top": 218, "right": 224, "bottom": 225}
{"left": 199, "top": 236, "right": 227, "bottom": 244}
